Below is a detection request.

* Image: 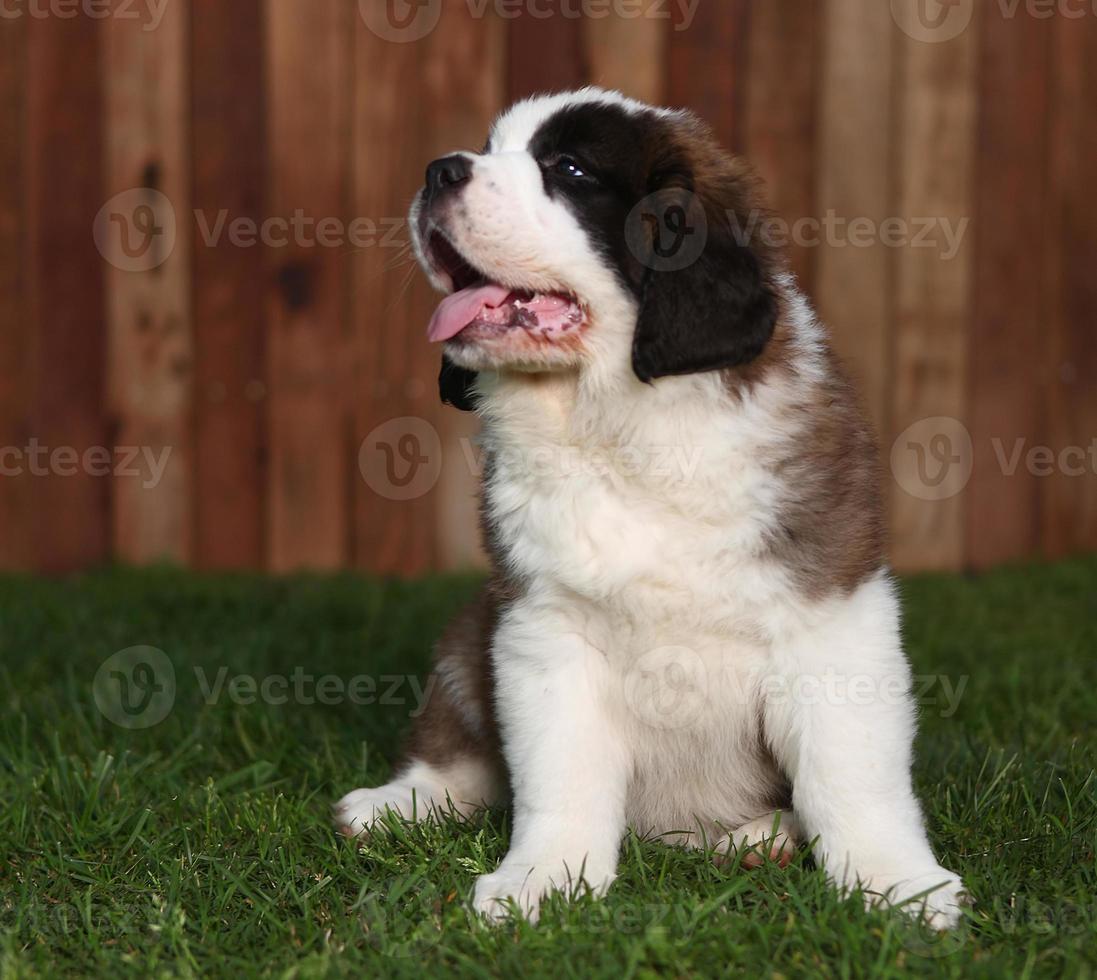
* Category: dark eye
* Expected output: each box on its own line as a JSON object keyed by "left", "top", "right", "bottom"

{"left": 552, "top": 156, "right": 590, "bottom": 180}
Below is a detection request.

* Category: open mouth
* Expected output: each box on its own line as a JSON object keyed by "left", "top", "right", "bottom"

{"left": 425, "top": 232, "right": 586, "bottom": 344}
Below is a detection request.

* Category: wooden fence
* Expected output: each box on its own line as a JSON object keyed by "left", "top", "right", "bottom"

{"left": 0, "top": 0, "right": 1094, "bottom": 576}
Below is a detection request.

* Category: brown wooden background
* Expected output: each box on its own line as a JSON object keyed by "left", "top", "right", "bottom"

{"left": 0, "top": 0, "right": 1094, "bottom": 576}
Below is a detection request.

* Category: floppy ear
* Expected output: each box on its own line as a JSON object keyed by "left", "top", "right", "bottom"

{"left": 631, "top": 189, "right": 778, "bottom": 383}
{"left": 438, "top": 356, "right": 479, "bottom": 412}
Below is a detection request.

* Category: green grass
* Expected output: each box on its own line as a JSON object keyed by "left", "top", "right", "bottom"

{"left": 1, "top": 559, "right": 1095, "bottom": 979}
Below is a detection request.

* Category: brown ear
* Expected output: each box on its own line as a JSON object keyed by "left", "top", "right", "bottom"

{"left": 631, "top": 185, "right": 778, "bottom": 383}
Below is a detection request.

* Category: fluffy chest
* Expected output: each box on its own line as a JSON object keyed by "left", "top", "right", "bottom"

{"left": 484, "top": 429, "right": 790, "bottom": 629}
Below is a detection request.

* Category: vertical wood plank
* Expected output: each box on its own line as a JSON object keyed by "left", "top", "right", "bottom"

{"left": 25, "top": 14, "right": 110, "bottom": 573}
{"left": 0, "top": 15, "right": 28, "bottom": 570}
{"left": 665, "top": 0, "right": 750, "bottom": 152}
{"left": 265, "top": 0, "right": 351, "bottom": 571}
{"left": 0, "top": 16, "right": 28, "bottom": 570}
{"left": 584, "top": 10, "right": 665, "bottom": 104}
{"left": 353, "top": 0, "right": 503, "bottom": 575}
{"left": 102, "top": 0, "right": 193, "bottom": 565}
{"left": 506, "top": 1, "right": 585, "bottom": 102}
{"left": 1043, "top": 12, "right": 1097, "bottom": 558}
{"left": 814, "top": 0, "right": 895, "bottom": 439}
{"left": 190, "top": 0, "right": 268, "bottom": 569}
{"left": 966, "top": 9, "right": 1053, "bottom": 569}
{"left": 889, "top": 14, "right": 978, "bottom": 572}
{"left": 743, "top": 0, "right": 820, "bottom": 293}
{"left": 425, "top": 9, "right": 504, "bottom": 572}
{"left": 352, "top": 8, "right": 439, "bottom": 576}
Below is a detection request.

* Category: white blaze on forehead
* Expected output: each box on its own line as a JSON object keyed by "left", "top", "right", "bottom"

{"left": 487, "top": 86, "right": 672, "bottom": 154}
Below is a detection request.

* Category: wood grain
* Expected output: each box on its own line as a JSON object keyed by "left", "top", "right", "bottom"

{"left": 889, "top": 13, "right": 979, "bottom": 572}
{"left": 25, "top": 14, "right": 110, "bottom": 573}
{"left": 0, "top": 17, "right": 28, "bottom": 569}
{"left": 0, "top": 3, "right": 1095, "bottom": 576}
{"left": 966, "top": 9, "right": 1053, "bottom": 569}
{"left": 191, "top": 0, "right": 268, "bottom": 569}
{"left": 265, "top": 0, "right": 351, "bottom": 571}
{"left": 584, "top": 9, "right": 665, "bottom": 104}
{"left": 812, "top": 0, "right": 896, "bottom": 443}
{"left": 102, "top": 0, "right": 193, "bottom": 565}
{"left": 506, "top": 0, "right": 586, "bottom": 102}
{"left": 352, "top": 12, "right": 437, "bottom": 575}
{"left": 353, "top": 0, "right": 503, "bottom": 575}
{"left": 1043, "top": 12, "right": 1097, "bottom": 558}
{"left": 743, "top": 0, "right": 819, "bottom": 293}
{"left": 665, "top": 0, "right": 750, "bottom": 152}
{"left": 424, "top": 8, "right": 504, "bottom": 572}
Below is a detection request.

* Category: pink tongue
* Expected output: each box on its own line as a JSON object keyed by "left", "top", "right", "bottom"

{"left": 427, "top": 284, "right": 512, "bottom": 343}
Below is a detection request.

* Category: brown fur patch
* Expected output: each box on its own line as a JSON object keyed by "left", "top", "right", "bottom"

{"left": 767, "top": 350, "right": 886, "bottom": 599}
{"left": 402, "top": 576, "right": 510, "bottom": 778}
{"left": 402, "top": 100, "right": 883, "bottom": 808}
{"left": 660, "top": 111, "right": 885, "bottom": 598}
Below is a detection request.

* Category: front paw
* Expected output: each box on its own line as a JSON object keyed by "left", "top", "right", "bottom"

{"left": 863, "top": 867, "right": 969, "bottom": 930}
{"left": 333, "top": 781, "right": 440, "bottom": 837}
{"left": 713, "top": 811, "right": 800, "bottom": 869}
{"left": 472, "top": 857, "right": 616, "bottom": 923}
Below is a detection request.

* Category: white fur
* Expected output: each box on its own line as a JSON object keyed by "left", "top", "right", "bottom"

{"left": 471, "top": 322, "right": 963, "bottom": 926}
{"left": 351, "top": 89, "right": 966, "bottom": 929}
{"left": 334, "top": 757, "right": 500, "bottom": 835}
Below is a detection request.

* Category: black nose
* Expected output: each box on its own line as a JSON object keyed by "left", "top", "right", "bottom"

{"left": 425, "top": 155, "right": 472, "bottom": 197}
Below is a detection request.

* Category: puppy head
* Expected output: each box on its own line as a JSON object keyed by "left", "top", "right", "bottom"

{"left": 409, "top": 88, "right": 779, "bottom": 407}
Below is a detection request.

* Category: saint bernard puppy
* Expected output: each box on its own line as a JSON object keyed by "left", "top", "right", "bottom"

{"left": 335, "top": 88, "right": 966, "bottom": 929}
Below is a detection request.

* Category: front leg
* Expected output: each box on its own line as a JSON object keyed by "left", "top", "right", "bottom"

{"left": 764, "top": 573, "right": 967, "bottom": 929}
{"left": 474, "top": 598, "right": 628, "bottom": 922}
